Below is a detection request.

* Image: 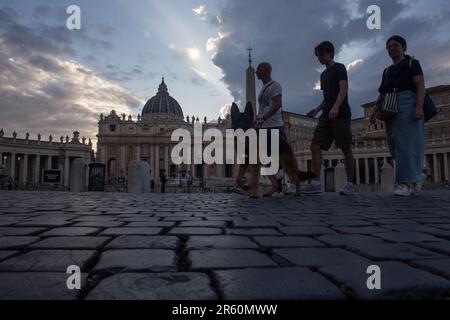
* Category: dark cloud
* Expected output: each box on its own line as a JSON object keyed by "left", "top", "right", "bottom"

{"left": 212, "top": 0, "right": 450, "bottom": 116}
{"left": 0, "top": 7, "right": 143, "bottom": 148}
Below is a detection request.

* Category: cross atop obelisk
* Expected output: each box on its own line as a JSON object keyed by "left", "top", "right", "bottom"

{"left": 247, "top": 47, "right": 253, "bottom": 66}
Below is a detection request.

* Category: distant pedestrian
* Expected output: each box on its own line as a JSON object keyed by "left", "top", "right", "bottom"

{"left": 150, "top": 179, "right": 155, "bottom": 193}
{"left": 160, "top": 170, "right": 167, "bottom": 193}
{"left": 186, "top": 171, "right": 193, "bottom": 193}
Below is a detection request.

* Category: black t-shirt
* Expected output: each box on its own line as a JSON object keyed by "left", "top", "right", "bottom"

{"left": 378, "top": 56, "right": 423, "bottom": 94}
{"left": 320, "top": 62, "right": 352, "bottom": 119}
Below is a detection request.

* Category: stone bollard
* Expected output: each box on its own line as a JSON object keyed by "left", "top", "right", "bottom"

{"left": 381, "top": 162, "right": 395, "bottom": 192}
{"left": 320, "top": 165, "right": 325, "bottom": 192}
{"left": 70, "top": 158, "right": 87, "bottom": 192}
{"left": 334, "top": 162, "right": 346, "bottom": 193}
{"left": 127, "top": 161, "right": 142, "bottom": 193}
{"left": 127, "top": 161, "right": 150, "bottom": 193}
{"left": 140, "top": 161, "right": 150, "bottom": 193}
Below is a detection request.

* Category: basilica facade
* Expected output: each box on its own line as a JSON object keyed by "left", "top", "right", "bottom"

{"left": 96, "top": 78, "right": 233, "bottom": 187}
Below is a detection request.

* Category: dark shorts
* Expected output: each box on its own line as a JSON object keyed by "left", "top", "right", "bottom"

{"left": 312, "top": 118, "right": 352, "bottom": 151}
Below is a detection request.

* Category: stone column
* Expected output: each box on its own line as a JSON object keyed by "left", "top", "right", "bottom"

{"left": 334, "top": 162, "right": 346, "bottom": 193}
{"left": 355, "top": 158, "right": 360, "bottom": 185}
{"left": 433, "top": 153, "right": 439, "bottom": 182}
{"left": 21, "top": 154, "right": 29, "bottom": 186}
{"left": 155, "top": 144, "right": 160, "bottom": 177}
{"left": 381, "top": 162, "right": 395, "bottom": 192}
{"left": 136, "top": 144, "right": 141, "bottom": 161}
{"left": 374, "top": 157, "right": 379, "bottom": 184}
{"left": 165, "top": 145, "right": 169, "bottom": 174}
{"left": 0, "top": 152, "right": 2, "bottom": 166}
{"left": 444, "top": 152, "right": 449, "bottom": 181}
{"left": 191, "top": 143, "right": 195, "bottom": 176}
{"left": 364, "top": 158, "right": 370, "bottom": 184}
{"left": 47, "top": 156, "right": 52, "bottom": 169}
{"left": 10, "top": 153, "right": 16, "bottom": 180}
{"left": 64, "top": 156, "right": 70, "bottom": 187}
{"left": 34, "top": 155, "right": 41, "bottom": 183}
{"left": 120, "top": 145, "right": 126, "bottom": 176}
{"left": 150, "top": 145, "right": 155, "bottom": 178}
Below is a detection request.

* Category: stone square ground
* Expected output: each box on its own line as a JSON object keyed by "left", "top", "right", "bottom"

{"left": 0, "top": 190, "right": 450, "bottom": 300}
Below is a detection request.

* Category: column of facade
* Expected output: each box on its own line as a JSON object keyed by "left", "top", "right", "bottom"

{"left": 155, "top": 144, "right": 160, "bottom": 177}
{"left": 374, "top": 157, "right": 379, "bottom": 184}
{"left": 120, "top": 145, "right": 126, "bottom": 177}
{"left": 164, "top": 145, "right": 169, "bottom": 174}
{"left": 433, "top": 153, "right": 439, "bottom": 182}
{"left": 444, "top": 152, "right": 449, "bottom": 181}
{"left": 21, "top": 154, "right": 29, "bottom": 186}
{"left": 191, "top": 144, "right": 195, "bottom": 176}
{"left": 47, "top": 155, "right": 52, "bottom": 169}
{"left": 136, "top": 144, "right": 141, "bottom": 161}
{"left": 364, "top": 158, "right": 370, "bottom": 184}
{"left": 34, "top": 154, "right": 41, "bottom": 183}
{"left": 0, "top": 152, "right": 2, "bottom": 166}
{"left": 355, "top": 158, "right": 360, "bottom": 185}
{"left": 64, "top": 156, "right": 70, "bottom": 187}
{"left": 150, "top": 144, "right": 155, "bottom": 178}
{"left": 10, "top": 153, "right": 16, "bottom": 180}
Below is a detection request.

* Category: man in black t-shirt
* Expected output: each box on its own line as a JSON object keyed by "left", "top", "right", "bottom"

{"left": 305, "top": 41, "right": 355, "bottom": 195}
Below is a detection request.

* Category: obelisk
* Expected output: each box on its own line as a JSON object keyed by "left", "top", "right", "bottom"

{"left": 246, "top": 47, "right": 257, "bottom": 120}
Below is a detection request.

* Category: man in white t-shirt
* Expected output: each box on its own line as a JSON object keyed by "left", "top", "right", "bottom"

{"left": 255, "top": 62, "right": 286, "bottom": 156}
{"left": 255, "top": 63, "right": 285, "bottom": 132}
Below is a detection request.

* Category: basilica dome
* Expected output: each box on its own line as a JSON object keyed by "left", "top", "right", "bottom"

{"left": 142, "top": 78, "right": 183, "bottom": 119}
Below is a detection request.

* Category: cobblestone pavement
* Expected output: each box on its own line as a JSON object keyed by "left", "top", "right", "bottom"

{"left": 1, "top": 190, "right": 450, "bottom": 300}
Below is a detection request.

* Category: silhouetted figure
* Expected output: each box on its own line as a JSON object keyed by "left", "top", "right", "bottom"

{"left": 150, "top": 179, "right": 155, "bottom": 193}
{"left": 160, "top": 169, "right": 167, "bottom": 193}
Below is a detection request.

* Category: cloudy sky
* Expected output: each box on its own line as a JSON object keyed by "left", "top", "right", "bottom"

{"left": 1, "top": 0, "right": 450, "bottom": 149}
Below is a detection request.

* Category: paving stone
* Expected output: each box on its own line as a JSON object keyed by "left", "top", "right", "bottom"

{"left": 274, "top": 248, "right": 371, "bottom": 267}
{"left": 100, "top": 227, "right": 162, "bottom": 236}
{"left": 0, "top": 273, "right": 86, "bottom": 300}
{"left": 372, "top": 232, "right": 444, "bottom": 243}
{"left": 186, "top": 236, "right": 258, "bottom": 249}
{"left": 126, "top": 221, "right": 175, "bottom": 227}
{"left": 29, "top": 237, "right": 111, "bottom": 249}
{"left": 418, "top": 241, "right": 450, "bottom": 255}
{"left": 189, "top": 249, "right": 277, "bottom": 270}
{"left": 226, "top": 228, "right": 282, "bottom": 236}
{"left": 14, "top": 220, "right": 72, "bottom": 227}
{"left": 179, "top": 221, "right": 227, "bottom": 227}
{"left": 345, "top": 243, "right": 445, "bottom": 261}
{"left": 214, "top": 267, "right": 345, "bottom": 299}
{"left": 86, "top": 273, "right": 217, "bottom": 300}
{"left": 105, "top": 236, "right": 178, "bottom": 249}
{"left": 0, "top": 251, "right": 19, "bottom": 262}
{"left": 92, "top": 249, "right": 176, "bottom": 273}
{"left": 0, "top": 250, "right": 97, "bottom": 272}
{"left": 317, "top": 234, "right": 386, "bottom": 247}
{"left": 333, "top": 226, "right": 396, "bottom": 234}
{"left": 254, "top": 236, "right": 325, "bottom": 248}
{"left": 0, "top": 236, "right": 41, "bottom": 249}
{"left": 168, "top": 227, "right": 222, "bottom": 235}
{"left": 410, "top": 259, "right": 450, "bottom": 279}
{"left": 232, "top": 221, "right": 282, "bottom": 228}
{"left": 279, "top": 226, "right": 337, "bottom": 236}
{"left": 319, "top": 261, "right": 450, "bottom": 299}
{"left": 0, "top": 227, "right": 47, "bottom": 236}
{"left": 41, "top": 227, "right": 101, "bottom": 237}
{"left": 72, "top": 221, "right": 126, "bottom": 228}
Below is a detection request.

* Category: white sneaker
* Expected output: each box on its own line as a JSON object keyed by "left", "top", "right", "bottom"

{"left": 302, "top": 181, "right": 322, "bottom": 194}
{"left": 414, "top": 174, "right": 426, "bottom": 193}
{"left": 394, "top": 183, "right": 413, "bottom": 197}
{"left": 340, "top": 182, "right": 354, "bottom": 195}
